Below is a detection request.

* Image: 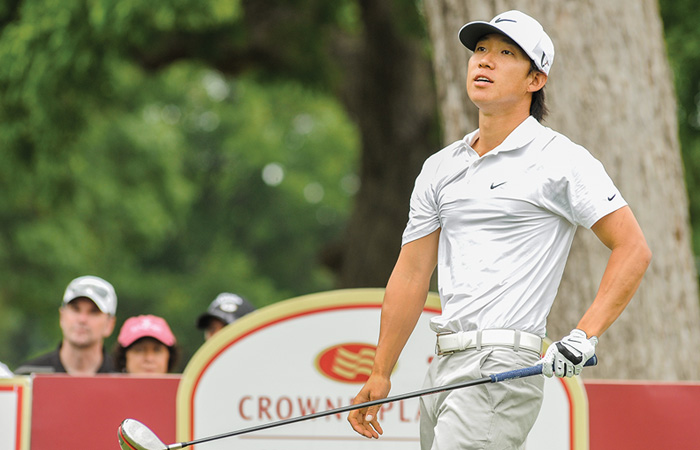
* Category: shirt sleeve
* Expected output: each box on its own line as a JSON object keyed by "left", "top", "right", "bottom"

{"left": 541, "top": 139, "right": 627, "bottom": 229}
{"left": 401, "top": 156, "right": 442, "bottom": 245}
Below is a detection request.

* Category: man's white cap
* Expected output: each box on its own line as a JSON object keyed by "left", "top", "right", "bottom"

{"left": 62, "top": 275, "right": 117, "bottom": 315}
{"left": 458, "top": 10, "right": 555, "bottom": 75}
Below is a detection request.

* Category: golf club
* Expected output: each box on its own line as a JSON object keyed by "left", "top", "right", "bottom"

{"left": 118, "top": 356, "right": 597, "bottom": 450}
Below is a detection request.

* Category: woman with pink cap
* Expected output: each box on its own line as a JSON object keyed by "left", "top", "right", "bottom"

{"left": 113, "top": 315, "right": 180, "bottom": 374}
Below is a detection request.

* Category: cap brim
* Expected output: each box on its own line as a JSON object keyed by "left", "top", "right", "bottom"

{"left": 196, "top": 312, "right": 228, "bottom": 329}
{"left": 120, "top": 333, "right": 176, "bottom": 348}
{"left": 459, "top": 22, "right": 508, "bottom": 51}
{"left": 196, "top": 313, "right": 212, "bottom": 329}
{"left": 64, "top": 296, "right": 111, "bottom": 315}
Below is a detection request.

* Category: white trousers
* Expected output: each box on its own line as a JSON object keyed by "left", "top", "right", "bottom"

{"left": 420, "top": 346, "right": 544, "bottom": 450}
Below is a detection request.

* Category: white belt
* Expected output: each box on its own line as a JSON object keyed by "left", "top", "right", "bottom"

{"left": 435, "top": 329, "right": 542, "bottom": 356}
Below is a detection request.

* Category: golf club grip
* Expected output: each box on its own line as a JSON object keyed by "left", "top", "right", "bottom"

{"left": 489, "top": 354, "right": 598, "bottom": 383}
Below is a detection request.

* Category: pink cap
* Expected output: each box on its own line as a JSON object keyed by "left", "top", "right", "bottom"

{"left": 118, "top": 315, "right": 176, "bottom": 347}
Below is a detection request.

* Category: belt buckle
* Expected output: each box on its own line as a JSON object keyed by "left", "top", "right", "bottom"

{"left": 435, "top": 331, "right": 455, "bottom": 356}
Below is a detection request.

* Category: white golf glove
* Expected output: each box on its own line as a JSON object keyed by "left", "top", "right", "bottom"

{"left": 541, "top": 329, "right": 597, "bottom": 378}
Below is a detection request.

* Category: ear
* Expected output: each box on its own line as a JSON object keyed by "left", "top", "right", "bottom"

{"left": 528, "top": 71, "right": 548, "bottom": 93}
{"left": 58, "top": 307, "right": 68, "bottom": 332}
{"left": 103, "top": 315, "right": 117, "bottom": 338}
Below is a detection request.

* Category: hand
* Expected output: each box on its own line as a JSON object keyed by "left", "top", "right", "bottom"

{"left": 347, "top": 374, "right": 391, "bottom": 439}
{"left": 541, "top": 329, "right": 598, "bottom": 378}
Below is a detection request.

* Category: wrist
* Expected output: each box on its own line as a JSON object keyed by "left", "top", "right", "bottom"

{"left": 369, "top": 365, "right": 393, "bottom": 379}
{"left": 570, "top": 329, "right": 598, "bottom": 356}
{"left": 573, "top": 328, "right": 598, "bottom": 341}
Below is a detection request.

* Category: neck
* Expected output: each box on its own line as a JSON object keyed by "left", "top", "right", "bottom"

{"left": 472, "top": 109, "right": 530, "bottom": 156}
{"left": 60, "top": 340, "right": 104, "bottom": 375}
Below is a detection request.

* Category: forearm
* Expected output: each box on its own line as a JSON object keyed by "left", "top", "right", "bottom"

{"left": 577, "top": 230, "right": 651, "bottom": 338}
{"left": 370, "top": 231, "right": 439, "bottom": 378}
{"left": 543, "top": 208, "right": 650, "bottom": 378}
{"left": 371, "top": 272, "right": 431, "bottom": 378}
{"left": 347, "top": 232, "right": 439, "bottom": 438}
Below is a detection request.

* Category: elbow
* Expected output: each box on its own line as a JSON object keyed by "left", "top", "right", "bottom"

{"left": 639, "top": 241, "right": 652, "bottom": 271}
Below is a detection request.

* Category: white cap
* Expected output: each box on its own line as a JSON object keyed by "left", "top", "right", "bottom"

{"left": 62, "top": 275, "right": 117, "bottom": 316}
{"left": 458, "top": 10, "right": 555, "bottom": 75}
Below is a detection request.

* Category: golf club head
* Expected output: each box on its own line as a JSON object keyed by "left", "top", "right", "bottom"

{"left": 118, "top": 419, "right": 168, "bottom": 450}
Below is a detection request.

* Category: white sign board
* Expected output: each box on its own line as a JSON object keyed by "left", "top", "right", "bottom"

{"left": 177, "top": 289, "right": 589, "bottom": 449}
{"left": 0, "top": 377, "right": 31, "bottom": 450}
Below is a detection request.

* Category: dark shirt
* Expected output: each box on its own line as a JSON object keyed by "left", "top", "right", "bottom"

{"left": 14, "top": 343, "right": 115, "bottom": 375}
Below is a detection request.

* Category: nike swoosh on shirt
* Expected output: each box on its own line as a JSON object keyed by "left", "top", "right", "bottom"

{"left": 490, "top": 182, "right": 507, "bottom": 189}
{"left": 608, "top": 194, "right": 616, "bottom": 201}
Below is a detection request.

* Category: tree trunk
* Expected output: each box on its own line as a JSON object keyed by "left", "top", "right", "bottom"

{"left": 335, "top": 0, "right": 440, "bottom": 288}
{"left": 421, "top": 0, "right": 700, "bottom": 380}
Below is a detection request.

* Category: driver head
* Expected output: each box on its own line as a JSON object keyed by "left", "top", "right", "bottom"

{"left": 118, "top": 419, "right": 168, "bottom": 450}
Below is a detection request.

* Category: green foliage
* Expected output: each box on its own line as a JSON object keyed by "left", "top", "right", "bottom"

{"left": 1, "top": 0, "right": 695, "bottom": 374}
{"left": 660, "top": 0, "right": 700, "bottom": 256}
{"left": 0, "top": 0, "right": 358, "bottom": 369}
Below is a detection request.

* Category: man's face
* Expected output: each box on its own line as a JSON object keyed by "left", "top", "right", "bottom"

{"left": 59, "top": 297, "right": 115, "bottom": 348}
{"left": 466, "top": 33, "right": 545, "bottom": 114}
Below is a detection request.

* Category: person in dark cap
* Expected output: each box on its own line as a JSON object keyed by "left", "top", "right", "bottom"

{"left": 196, "top": 293, "right": 256, "bottom": 340}
{"left": 16, "top": 275, "right": 118, "bottom": 375}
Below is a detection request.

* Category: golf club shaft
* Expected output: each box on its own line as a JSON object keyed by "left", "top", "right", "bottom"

{"left": 168, "top": 355, "right": 597, "bottom": 449}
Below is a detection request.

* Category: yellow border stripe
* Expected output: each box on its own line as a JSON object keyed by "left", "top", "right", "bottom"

{"left": 542, "top": 339, "right": 590, "bottom": 450}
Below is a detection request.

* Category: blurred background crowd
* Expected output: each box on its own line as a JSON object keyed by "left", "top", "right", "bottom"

{"left": 4, "top": 275, "right": 255, "bottom": 376}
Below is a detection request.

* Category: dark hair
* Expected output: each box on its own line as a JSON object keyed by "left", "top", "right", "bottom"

{"left": 529, "top": 60, "right": 548, "bottom": 122}
{"left": 113, "top": 337, "right": 180, "bottom": 373}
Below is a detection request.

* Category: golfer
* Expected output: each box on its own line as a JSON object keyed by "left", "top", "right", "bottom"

{"left": 348, "top": 10, "right": 650, "bottom": 449}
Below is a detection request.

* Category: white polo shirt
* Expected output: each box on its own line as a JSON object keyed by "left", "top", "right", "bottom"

{"left": 402, "top": 116, "right": 626, "bottom": 337}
